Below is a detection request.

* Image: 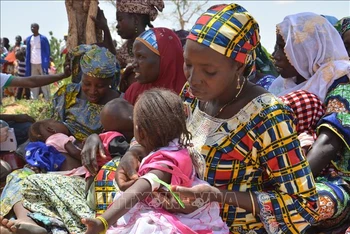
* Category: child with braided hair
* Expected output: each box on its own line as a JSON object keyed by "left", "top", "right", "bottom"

{"left": 82, "top": 88, "right": 228, "bottom": 234}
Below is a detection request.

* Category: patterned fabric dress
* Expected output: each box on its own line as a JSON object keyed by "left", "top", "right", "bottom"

{"left": 52, "top": 83, "right": 104, "bottom": 141}
{"left": 181, "top": 84, "right": 319, "bottom": 233}
{"left": 313, "top": 75, "right": 350, "bottom": 233}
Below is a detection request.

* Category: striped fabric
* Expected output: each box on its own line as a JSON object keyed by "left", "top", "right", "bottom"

{"left": 188, "top": 4, "right": 260, "bottom": 77}
{"left": 17, "top": 60, "right": 26, "bottom": 77}
{"left": 136, "top": 29, "right": 159, "bottom": 55}
{"left": 181, "top": 83, "right": 319, "bottom": 233}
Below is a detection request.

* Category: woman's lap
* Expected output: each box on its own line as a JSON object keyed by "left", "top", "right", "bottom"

{"left": 22, "top": 173, "right": 94, "bottom": 234}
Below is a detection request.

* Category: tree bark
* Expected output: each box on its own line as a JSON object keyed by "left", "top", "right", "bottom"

{"left": 65, "top": 0, "right": 101, "bottom": 50}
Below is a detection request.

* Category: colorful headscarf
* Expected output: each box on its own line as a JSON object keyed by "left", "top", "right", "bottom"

{"left": 269, "top": 13, "right": 350, "bottom": 101}
{"left": 124, "top": 28, "right": 187, "bottom": 105}
{"left": 136, "top": 30, "right": 159, "bottom": 55}
{"left": 116, "top": 0, "right": 164, "bottom": 21}
{"left": 188, "top": 4, "right": 260, "bottom": 78}
{"left": 335, "top": 17, "right": 350, "bottom": 36}
{"left": 69, "top": 44, "right": 120, "bottom": 89}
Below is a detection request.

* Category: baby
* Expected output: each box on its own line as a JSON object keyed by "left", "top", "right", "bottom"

{"left": 27, "top": 98, "right": 134, "bottom": 189}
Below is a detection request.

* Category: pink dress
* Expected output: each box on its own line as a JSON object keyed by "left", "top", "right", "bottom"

{"left": 107, "top": 140, "right": 229, "bottom": 234}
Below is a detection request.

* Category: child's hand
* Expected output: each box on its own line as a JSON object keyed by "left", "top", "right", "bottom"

{"left": 24, "top": 164, "right": 41, "bottom": 174}
{"left": 82, "top": 218, "right": 104, "bottom": 234}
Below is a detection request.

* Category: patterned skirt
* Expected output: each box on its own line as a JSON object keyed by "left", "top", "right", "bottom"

{"left": 22, "top": 173, "right": 94, "bottom": 234}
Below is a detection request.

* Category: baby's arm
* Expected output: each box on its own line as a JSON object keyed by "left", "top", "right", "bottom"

{"left": 83, "top": 169, "right": 171, "bottom": 234}
{"left": 65, "top": 141, "right": 82, "bottom": 160}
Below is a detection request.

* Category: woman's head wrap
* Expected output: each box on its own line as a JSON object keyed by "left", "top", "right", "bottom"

{"left": 71, "top": 44, "right": 117, "bottom": 78}
{"left": 188, "top": 3, "right": 260, "bottom": 78}
{"left": 116, "top": 0, "right": 164, "bottom": 21}
{"left": 69, "top": 45, "right": 120, "bottom": 89}
{"left": 335, "top": 17, "right": 350, "bottom": 37}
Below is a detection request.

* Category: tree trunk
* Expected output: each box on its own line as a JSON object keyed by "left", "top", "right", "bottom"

{"left": 65, "top": 0, "right": 102, "bottom": 50}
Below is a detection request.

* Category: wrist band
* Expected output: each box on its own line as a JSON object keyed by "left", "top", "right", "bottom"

{"left": 140, "top": 173, "right": 161, "bottom": 191}
{"left": 96, "top": 216, "right": 108, "bottom": 234}
{"left": 249, "top": 191, "right": 256, "bottom": 216}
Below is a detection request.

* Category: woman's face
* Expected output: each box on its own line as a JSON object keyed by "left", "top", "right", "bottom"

{"left": 342, "top": 30, "right": 350, "bottom": 57}
{"left": 81, "top": 74, "right": 112, "bottom": 104}
{"left": 132, "top": 40, "right": 160, "bottom": 84}
{"left": 116, "top": 12, "right": 136, "bottom": 39}
{"left": 183, "top": 40, "right": 241, "bottom": 102}
{"left": 272, "top": 34, "right": 299, "bottom": 78}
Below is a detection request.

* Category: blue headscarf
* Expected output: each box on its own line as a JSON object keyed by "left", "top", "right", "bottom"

{"left": 70, "top": 44, "right": 120, "bottom": 90}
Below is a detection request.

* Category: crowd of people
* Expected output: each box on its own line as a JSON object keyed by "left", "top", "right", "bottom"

{"left": 0, "top": 0, "right": 350, "bottom": 234}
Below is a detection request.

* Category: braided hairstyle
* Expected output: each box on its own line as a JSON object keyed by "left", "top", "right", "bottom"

{"left": 134, "top": 88, "right": 191, "bottom": 151}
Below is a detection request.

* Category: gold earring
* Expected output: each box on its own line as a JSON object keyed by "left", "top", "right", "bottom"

{"left": 236, "top": 76, "right": 241, "bottom": 89}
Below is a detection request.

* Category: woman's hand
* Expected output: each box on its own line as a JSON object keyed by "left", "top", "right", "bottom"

{"left": 115, "top": 148, "right": 144, "bottom": 191}
{"left": 170, "top": 184, "right": 222, "bottom": 207}
{"left": 151, "top": 190, "right": 199, "bottom": 214}
{"left": 119, "top": 66, "right": 136, "bottom": 93}
{"left": 81, "top": 218, "right": 104, "bottom": 234}
{"left": 90, "top": 9, "right": 108, "bottom": 31}
{"left": 14, "top": 114, "right": 35, "bottom": 123}
{"left": 81, "top": 134, "right": 106, "bottom": 176}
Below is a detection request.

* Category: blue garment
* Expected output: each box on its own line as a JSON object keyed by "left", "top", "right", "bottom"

{"left": 25, "top": 141, "right": 66, "bottom": 172}
{"left": 25, "top": 34, "right": 50, "bottom": 76}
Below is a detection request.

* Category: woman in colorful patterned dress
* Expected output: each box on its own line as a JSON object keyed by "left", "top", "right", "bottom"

{"left": 115, "top": 4, "right": 319, "bottom": 233}
{"left": 52, "top": 44, "right": 121, "bottom": 141}
{"left": 0, "top": 45, "right": 120, "bottom": 234}
{"left": 267, "top": 12, "right": 350, "bottom": 233}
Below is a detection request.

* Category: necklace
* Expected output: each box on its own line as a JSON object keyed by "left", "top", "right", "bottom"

{"left": 205, "top": 78, "right": 247, "bottom": 118}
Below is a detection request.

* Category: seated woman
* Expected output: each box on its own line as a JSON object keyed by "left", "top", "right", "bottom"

{"left": 123, "top": 27, "right": 187, "bottom": 105}
{"left": 0, "top": 98, "right": 133, "bottom": 234}
{"left": 53, "top": 44, "right": 120, "bottom": 141}
{"left": 114, "top": 4, "right": 319, "bottom": 233}
{"left": 268, "top": 13, "right": 349, "bottom": 102}
{"left": 263, "top": 12, "right": 350, "bottom": 233}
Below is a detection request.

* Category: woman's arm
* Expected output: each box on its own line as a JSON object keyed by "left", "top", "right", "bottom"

{"left": 83, "top": 169, "right": 171, "bottom": 234}
{"left": 307, "top": 127, "right": 343, "bottom": 176}
{"left": 10, "top": 65, "right": 71, "bottom": 88}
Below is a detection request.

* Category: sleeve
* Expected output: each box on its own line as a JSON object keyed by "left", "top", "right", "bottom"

{"left": 255, "top": 108, "right": 319, "bottom": 233}
{"left": 42, "top": 36, "right": 51, "bottom": 71}
{"left": 107, "top": 136, "right": 129, "bottom": 158}
{"left": 317, "top": 79, "right": 350, "bottom": 149}
{"left": 51, "top": 84, "right": 67, "bottom": 121}
{"left": 1, "top": 73, "right": 14, "bottom": 88}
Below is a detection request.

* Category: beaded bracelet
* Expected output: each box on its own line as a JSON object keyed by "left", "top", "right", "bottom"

{"left": 96, "top": 216, "right": 108, "bottom": 234}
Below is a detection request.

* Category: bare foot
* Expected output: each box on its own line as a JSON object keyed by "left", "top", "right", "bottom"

{"left": 0, "top": 216, "right": 47, "bottom": 234}
{"left": 0, "top": 216, "right": 13, "bottom": 234}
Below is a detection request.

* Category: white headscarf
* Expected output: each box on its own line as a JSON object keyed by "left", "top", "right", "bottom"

{"left": 268, "top": 12, "right": 350, "bottom": 101}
